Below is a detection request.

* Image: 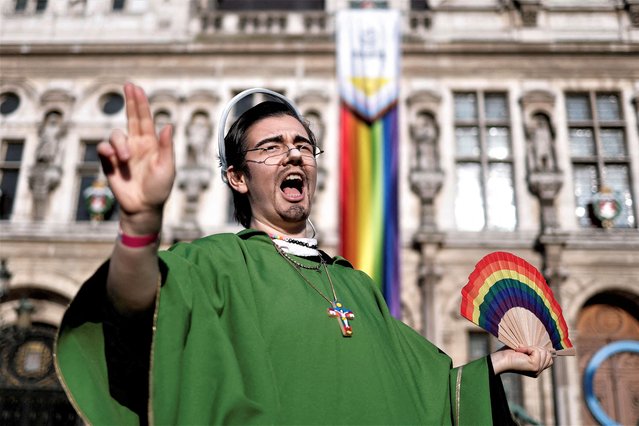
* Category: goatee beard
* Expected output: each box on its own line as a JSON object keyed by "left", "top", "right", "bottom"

{"left": 283, "top": 205, "right": 309, "bottom": 222}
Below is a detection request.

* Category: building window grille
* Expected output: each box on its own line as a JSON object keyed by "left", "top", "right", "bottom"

{"left": 75, "top": 141, "right": 117, "bottom": 221}
{"left": 453, "top": 92, "right": 516, "bottom": 231}
{"left": 0, "top": 140, "right": 24, "bottom": 220}
{"left": 566, "top": 92, "right": 635, "bottom": 228}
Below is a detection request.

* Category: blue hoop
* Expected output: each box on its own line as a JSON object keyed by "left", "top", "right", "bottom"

{"left": 583, "top": 340, "right": 639, "bottom": 426}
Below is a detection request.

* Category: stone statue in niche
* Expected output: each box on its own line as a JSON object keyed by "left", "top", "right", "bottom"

{"left": 154, "top": 110, "right": 172, "bottom": 138}
{"left": 68, "top": 0, "right": 86, "bottom": 14}
{"left": 36, "top": 110, "right": 65, "bottom": 167}
{"left": 526, "top": 113, "right": 557, "bottom": 173}
{"left": 30, "top": 110, "right": 66, "bottom": 220}
{"left": 303, "top": 110, "right": 327, "bottom": 192}
{"left": 305, "top": 110, "right": 324, "bottom": 148}
{"left": 410, "top": 111, "right": 439, "bottom": 172}
{"left": 175, "top": 111, "right": 213, "bottom": 236}
{"left": 186, "top": 112, "right": 212, "bottom": 168}
{"left": 525, "top": 112, "right": 563, "bottom": 231}
{"left": 408, "top": 110, "right": 444, "bottom": 232}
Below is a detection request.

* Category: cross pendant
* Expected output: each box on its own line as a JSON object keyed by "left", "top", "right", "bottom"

{"left": 328, "top": 301, "right": 355, "bottom": 337}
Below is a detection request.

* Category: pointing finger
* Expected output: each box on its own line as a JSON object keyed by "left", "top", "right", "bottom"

{"left": 110, "top": 129, "right": 130, "bottom": 161}
{"left": 134, "top": 85, "right": 155, "bottom": 137}
{"left": 97, "top": 141, "right": 116, "bottom": 176}
{"left": 97, "top": 140, "right": 115, "bottom": 158}
{"left": 124, "top": 83, "right": 141, "bottom": 137}
{"left": 157, "top": 124, "right": 174, "bottom": 168}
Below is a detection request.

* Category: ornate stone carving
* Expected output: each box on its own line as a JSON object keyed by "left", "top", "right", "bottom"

{"left": 529, "top": 172, "right": 563, "bottom": 230}
{"left": 186, "top": 111, "right": 212, "bottom": 168}
{"left": 153, "top": 109, "right": 172, "bottom": 137}
{"left": 410, "top": 111, "right": 439, "bottom": 172}
{"left": 176, "top": 111, "right": 214, "bottom": 235}
{"left": 625, "top": 0, "right": 639, "bottom": 27}
{"left": 502, "top": 0, "right": 542, "bottom": 27}
{"left": 35, "top": 111, "right": 65, "bottom": 166}
{"left": 29, "top": 110, "right": 67, "bottom": 221}
{"left": 521, "top": 90, "right": 563, "bottom": 231}
{"left": 526, "top": 113, "right": 557, "bottom": 173}
{"left": 177, "top": 167, "right": 212, "bottom": 233}
{"left": 406, "top": 90, "right": 444, "bottom": 228}
{"left": 407, "top": 100, "right": 444, "bottom": 232}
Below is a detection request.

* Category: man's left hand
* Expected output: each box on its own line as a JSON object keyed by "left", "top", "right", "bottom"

{"left": 490, "top": 346, "right": 554, "bottom": 377}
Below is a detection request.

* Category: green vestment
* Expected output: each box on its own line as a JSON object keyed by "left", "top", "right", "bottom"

{"left": 56, "top": 229, "right": 505, "bottom": 425}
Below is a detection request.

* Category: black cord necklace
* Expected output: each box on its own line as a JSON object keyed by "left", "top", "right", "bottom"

{"left": 273, "top": 244, "right": 355, "bottom": 337}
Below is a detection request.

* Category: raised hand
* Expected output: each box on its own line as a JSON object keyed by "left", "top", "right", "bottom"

{"left": 490, "top": 346, "right": 554, "bottom": 377}
{"left": 98, "top": 83, "right": 175, "bottom": 235}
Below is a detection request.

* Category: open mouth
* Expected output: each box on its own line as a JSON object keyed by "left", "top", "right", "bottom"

{"left": 280, "top": 173, "right": 305, "bottom": 201}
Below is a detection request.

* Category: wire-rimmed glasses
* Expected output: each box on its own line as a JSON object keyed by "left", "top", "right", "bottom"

{"left": 243, "top": 143, "right": 324, "bottom": 166}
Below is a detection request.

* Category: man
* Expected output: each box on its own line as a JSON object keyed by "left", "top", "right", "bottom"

{"left": 56, "top": 83, "right": 553, "bottom": 425}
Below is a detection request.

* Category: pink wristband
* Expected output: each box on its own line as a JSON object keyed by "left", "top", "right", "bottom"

{"left": 118, "top": 229, "right": 160, "bottom": 248}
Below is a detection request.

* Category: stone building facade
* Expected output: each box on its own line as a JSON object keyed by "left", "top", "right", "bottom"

{"left": 1, "top": 0, "right": 638, "bottom": 424}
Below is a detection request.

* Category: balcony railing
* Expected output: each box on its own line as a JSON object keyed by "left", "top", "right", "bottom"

{"left": 200, "top": 11, "right": 330, "bottom": 36}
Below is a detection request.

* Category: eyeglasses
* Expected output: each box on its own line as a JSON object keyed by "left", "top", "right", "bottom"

{"left": 243, "top": 143, "right": 324, "bottom": 166}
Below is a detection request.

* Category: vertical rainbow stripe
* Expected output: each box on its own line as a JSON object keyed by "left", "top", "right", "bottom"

{"left": 337, "top": 9, "right": 401, "bottom": 317}
{"left": 339, "top": 105, "right": 400, "bottom": 317}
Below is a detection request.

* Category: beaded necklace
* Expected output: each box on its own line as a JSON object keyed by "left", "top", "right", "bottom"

{"left": 269, "top": 233, "right": 318, "bottom": 249}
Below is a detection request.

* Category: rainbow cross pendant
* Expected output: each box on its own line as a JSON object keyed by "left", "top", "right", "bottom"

{"left": 328, "top": 301, "right": 355, "bottom": 337}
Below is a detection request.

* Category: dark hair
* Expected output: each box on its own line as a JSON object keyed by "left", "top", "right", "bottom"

{"left": 223, "top": 101, "right": 316, "bottom": 228}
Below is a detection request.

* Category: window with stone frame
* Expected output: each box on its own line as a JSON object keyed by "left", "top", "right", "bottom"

{"left": 410, "top": 0, "right": 429, "bottom": 10}
{"left": 565, "top": 92, "right": 635, "bottom": 228}
{"left": 453, "top": 92, "right": 517, "bottom": 231}
{"left": 0, "top": 140, "right": 24, "bottom": 220}
{"left": 468, "top": 331, "right": 524, "bottom": 408}
{"left": 112, "top": 0, "right": 125, "bottom": 11}
{"left": 75, "top": 140, "right": 117, "bottom": 221}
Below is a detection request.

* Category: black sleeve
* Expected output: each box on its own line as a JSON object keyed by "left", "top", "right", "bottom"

{"left": 60, "top": 260, "right": 164, "bottom": 425}
{"left": 486, "top": 356, "right": 517, "bottom": 426}
{"left": 103, "top": 299, "right": 153, "bottom": 425}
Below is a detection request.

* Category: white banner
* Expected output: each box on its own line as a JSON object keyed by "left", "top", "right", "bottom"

{"left": 336, "top": 9, "right": 401, "bottom": 121}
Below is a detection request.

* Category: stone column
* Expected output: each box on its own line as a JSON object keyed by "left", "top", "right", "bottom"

{"left": 406, "top": 90, "right": 445, "bottom": 339}
{"left": 521, "top": 89, "right": 575, "bottom": 425}
{"left": 539, "top": 233, "right": 572, "bottom": 426}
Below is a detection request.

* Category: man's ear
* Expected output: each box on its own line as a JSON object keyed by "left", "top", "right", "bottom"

{"left": 227, "top": 165, "right": 248, "bottom": 194}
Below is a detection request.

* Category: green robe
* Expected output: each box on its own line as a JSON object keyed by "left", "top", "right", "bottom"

{"left": 56, "top": 229, "right": 504, "bottom": 425}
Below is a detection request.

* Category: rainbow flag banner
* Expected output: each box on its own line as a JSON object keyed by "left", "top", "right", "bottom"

{"left": 337, "top": 9, "right": 401, "bottom": 317}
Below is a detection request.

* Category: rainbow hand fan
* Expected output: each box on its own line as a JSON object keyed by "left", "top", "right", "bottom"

{"left": 460, "top": 252, "right": 575, "bottom": 356}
